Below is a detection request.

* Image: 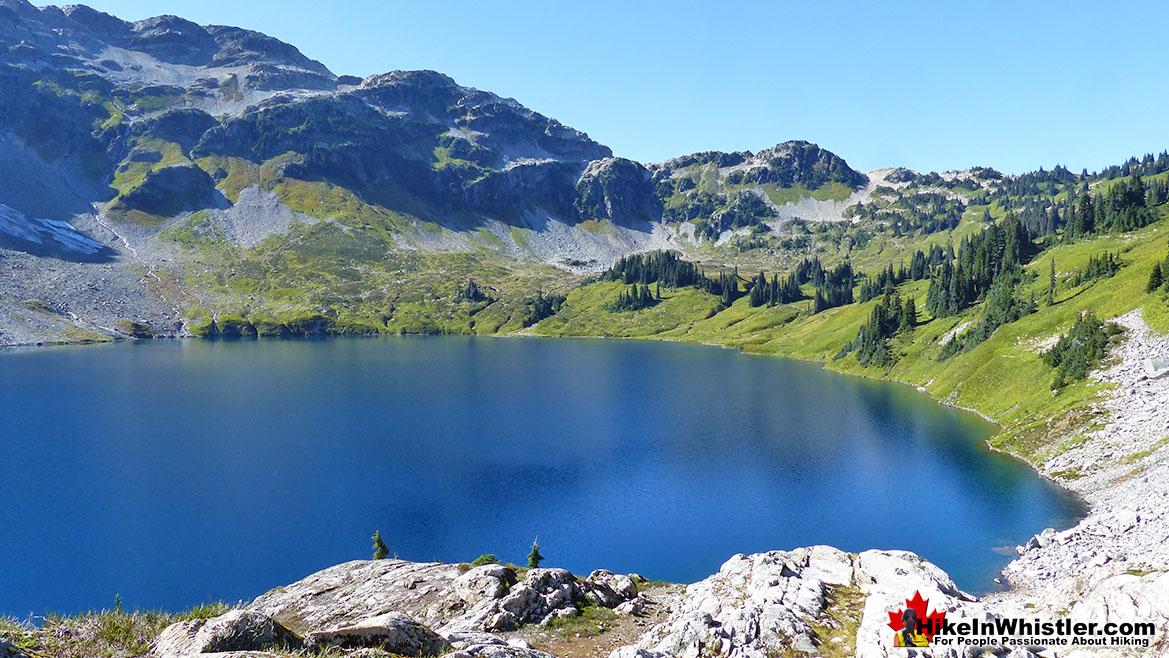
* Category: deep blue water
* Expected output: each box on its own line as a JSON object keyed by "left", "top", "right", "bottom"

{"left": 0, "top": 336, "right": 1082, "bottom": 616}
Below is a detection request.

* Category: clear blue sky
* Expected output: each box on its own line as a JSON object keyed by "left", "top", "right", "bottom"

{"left": 79, "top": 1, "right": 1169, "bottom": 175}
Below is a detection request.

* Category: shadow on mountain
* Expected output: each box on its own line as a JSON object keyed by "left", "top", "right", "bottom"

{"left": 0, "top": 232, "right": 115, "bottom": 264}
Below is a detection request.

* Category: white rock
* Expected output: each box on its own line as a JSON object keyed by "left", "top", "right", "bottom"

{"left": 303, "top": 611, "right": 450, "bottom": 655}
{"left": 154, "top": 610, "right": 300, "bottom": 657}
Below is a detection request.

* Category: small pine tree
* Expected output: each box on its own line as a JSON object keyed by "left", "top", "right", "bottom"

{"left": 1046, "top": 258, "right": 1056, "bottom": 306}
{"left": 527, "top": 538, "right": 544, "bottom": 569}
{"left": 1148, "top": 262, "right": 1164, "bottom": 293}
{"left": 900, "top": 296, "right": 916, "bottom": 332}
{"left": 372, "top": 531, "right": 389, "bottom": 560}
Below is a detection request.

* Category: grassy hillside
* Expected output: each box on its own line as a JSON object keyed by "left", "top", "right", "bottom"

{"left": 529, "top": 212, "right": 1169, "bottom": 476}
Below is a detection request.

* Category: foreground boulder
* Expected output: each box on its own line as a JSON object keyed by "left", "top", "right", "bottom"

{"left": 484, "top": 568, "right": 581, "bottom": 631}
{"left": 614, "top": 546, "right": 974, "bottom": 658}
{"left": 303, "top": 611, "right": 451, "bottom": 655}
{"left": 152, "top": 551, "right": 997, "bottom": 658}
{"left": 249, "top": 559, "right": 468, "bottom": 633}
{"left": 446, "top": 632, "right": 559, "bottom": 658}
{"left": 448, "top": 645, "right": 559, "bottom": 658}
{"left": 153, "top": 609, "right": 300, "bottom": 657}
{"left": 248, "top": 559, "right": 640, "bottom": 635}
{"left": 585, "top": 569, "right": 639, "bottom": 606}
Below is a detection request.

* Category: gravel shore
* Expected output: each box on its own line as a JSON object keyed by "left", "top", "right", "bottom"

{"left": 983, "top": 310, "right": 1169, "bottom": 656}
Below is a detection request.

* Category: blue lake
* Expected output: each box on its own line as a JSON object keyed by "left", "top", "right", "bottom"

{"left": 0, "top": 336, "right": 1083, "bottom": 616}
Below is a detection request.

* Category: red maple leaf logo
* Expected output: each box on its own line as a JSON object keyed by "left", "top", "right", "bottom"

{"left": 887, "top": 591, "right": 946, "bottom": 641}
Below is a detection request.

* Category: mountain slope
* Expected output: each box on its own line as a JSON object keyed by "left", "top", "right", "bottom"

{"left": 2, "top": 0, "right": 1166, "bottom": 351}
{"left": 0, "top": 1, "right": 878, "bottom": 343}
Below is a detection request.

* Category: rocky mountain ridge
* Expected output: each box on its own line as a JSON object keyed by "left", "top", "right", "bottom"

{"left": 0, "top": 0, "right": 927, "bottom": 345}
{"left": 0, "top": 0, "right": 872, "bottom": 257}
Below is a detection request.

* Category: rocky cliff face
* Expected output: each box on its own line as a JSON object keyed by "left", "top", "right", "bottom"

{"left": 0, "top": 0, "right": 871, "bottom": 262}
{"left": 0, "top": 1, "right": 620, "bottom": 235}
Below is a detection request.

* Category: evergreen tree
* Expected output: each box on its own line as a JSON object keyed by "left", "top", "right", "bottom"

{"left": 749, "top": 271, "right": 767, "bottom": 307}
{"left": 1076, "top": 194, "right": 1095, "bottom": 237}
{"left": 459, "top": 279, "right": 489, "bottom": 303}
{"left": 372, "top": 531, "right": 389, "bottom": 560}
{"left": 527, "top": 538, "right": 544, "bottom": 569}
{"left": 609, "top": 285, "right": 657, "bottom": 312}
{"left": 900, "top": 296, "right": 917, "bottom": 332}
{"left": 836, "top": 291, "right": 904, "bottom": 366}
{"left": 776, "top": 272, "right": 803, "bottom": 304}
{"left": 1045, "top": 314, "right": 1118, "bottom": 389}
{"left": 1149, "top": 262, "right": 1164, "bottom": 293}
{"left": 720, "top": 270, "right": 738, "bottom": 307}
{"left": 1046, "top": 258, "right": 1056, "bottom": 306}
{"left": 1071, "top": 252, "right": 1120, "bottom": 285}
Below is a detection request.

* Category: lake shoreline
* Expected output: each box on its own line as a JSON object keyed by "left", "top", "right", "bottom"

{"left": 3, "top": 314, "right": 1167, "bottom": 657}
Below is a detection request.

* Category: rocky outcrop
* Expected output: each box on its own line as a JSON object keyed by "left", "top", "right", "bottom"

{"left": 119, "top": 15, "right": 219, "bottom": 66}
{"left": 617, "top": 546, "right": 972, "bottom": 658}
{"left": 885, "top": 167, "right": 919, "bottom": 183}
{"left": 303, "top": 611, "right": 451, "bottom": 655}
{"left": 446, "top": 632, "right": 558, "bottom": 658}
{"left": 113, "top": 164, "right": 220, "bottom": 218}
{"left": 155, "top": 560, "right": 643, "bottom": 658}
{"left": 481, "top": 568, "right": 583, "bottom": 632}
{"left": 248, "top": 559, "right": 467, "bottom": 634}
{"left": 464, "top": 160, "right": 581, "bottom": 218}
{"left": 153, "top": 610, "right": 301, "bottom": 657}
{"left": 657, "top": 141, "right": 867, "bottom": 192}
{"left": 133, "top": 109, "right": 221, "bottom": 154}
{"left": 575, "top": 158, "right": 659, "bottom": 224}
{"left": 247, "top": 559, "right": 639, "bottom": 637}
{"left": 150, "top": 549, "right": 988, "bottom": 658}
{"left": 734, "top": 141, "right": 869, "bottom": 189}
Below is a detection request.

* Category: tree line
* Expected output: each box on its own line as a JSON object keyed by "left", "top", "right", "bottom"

{"left": 748, "top": 270, "right": 803, "bottom": 307}
{"left": 836, "top": 289, "right": 917, "bottom": 367}
{"left": 924, "top": 213, "right": 1031, "bottom": 319}
{"left": 608, "top": 283, "right": 659, "bottom": 312}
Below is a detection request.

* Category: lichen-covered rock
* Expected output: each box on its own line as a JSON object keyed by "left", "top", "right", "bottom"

{"left": 586, "top": 569, "right": 639, "bottom": 605}
{"left": 153, "top": 609, "right": 300, "bottom": 657}
{"left": 303, "top": 611, "right": 450, "bottom": 655}
{"left": 446, "top": 644, "right": 558, "bottom": 658}
{"left": 619, "top": 546, "right": 973, "bottom": 658}
{"left": 247, "top": 557, "right": 641, "bottom": 641}
{"left": 249, "top": 559, "right": 469, "bottom": 634}
{"left": 484, "top": 566, "right": 642, "bottom": 631}
{"left": 455, "top": 564, "right": 517, "bottom": 603}
{"left": 445, "top": 630, "right": 510, "bottom": 650}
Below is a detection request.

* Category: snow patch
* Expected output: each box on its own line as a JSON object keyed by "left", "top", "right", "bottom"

{"left": 0, "top": 204, "right": 105, "bottom": 255}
